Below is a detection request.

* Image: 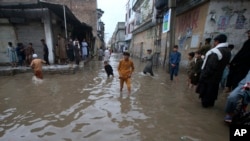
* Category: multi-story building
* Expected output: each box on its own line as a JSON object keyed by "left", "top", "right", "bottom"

{"left": 131, "top": 0, "right": 156, "bottom": 60}
{"left": 111, "top": 22, "right": 126, "bottom": 52}
{"left": 125, "top": 0, "right": 135, "bottom": 50}
{"left": 96, "top": 9, "right": 105, "bottom": 50}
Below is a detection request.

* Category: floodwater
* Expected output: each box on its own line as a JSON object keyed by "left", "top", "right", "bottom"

{"left": 0, "top": 53, "right": 229, "bottom": 141}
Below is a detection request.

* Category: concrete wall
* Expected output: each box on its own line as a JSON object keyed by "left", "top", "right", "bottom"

{"left": 132, "top": 26, "right": 155, "bottom": 58}
{"left": 204, "top": 0, "right": 250, "bottom": 55}
{"left": 158, "top": 33, "right": 168, "bottom": 65}
{"left": 174, "top": 2, "right": 209, "bottom": 66}
{"left": 0, "top": 21, "right": 17, "bottom": 63}
{"left": 0, "top": 8, "right": 69, "bottom": 64}
{"left": 117, "top": 29, "right": 126, "bottom": 41}
{"left": 163, "top": 0, "right": 250, "bottom": 67}
{"left": 114, "top": 29, "right": 126, "bottom": 52}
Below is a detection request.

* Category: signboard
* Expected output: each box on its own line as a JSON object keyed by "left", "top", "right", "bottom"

{"left": 162, "top": 9, "right": 171, "bottom": 33}
{"left": 190, "top": 34, "right": 200, "bottom": 48}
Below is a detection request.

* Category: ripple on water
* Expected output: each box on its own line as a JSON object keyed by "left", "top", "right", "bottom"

{"left": 0, "top": 108, "right": 16, "bottom": 121}
{"left": 1, "top": 54, "right": 215, "bottom": 141}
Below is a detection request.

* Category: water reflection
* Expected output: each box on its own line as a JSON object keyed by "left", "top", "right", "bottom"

{"left": 119, "top": 94, "right": 131, "bottom": 114}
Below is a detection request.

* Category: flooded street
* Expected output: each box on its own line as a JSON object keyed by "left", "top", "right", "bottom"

{"left": 0, "top": 53, "right": 229, "bottom": 141}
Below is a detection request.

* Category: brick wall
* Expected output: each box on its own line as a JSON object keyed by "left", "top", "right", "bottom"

{"left": 44, "top": 0, "right": 98, "bottom": 36}
{"left": 0, "top": 0, "right": 98, "bottom": 36}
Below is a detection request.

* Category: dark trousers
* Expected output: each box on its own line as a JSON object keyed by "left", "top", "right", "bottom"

{"left": 44, "top": 54, "right": 50, "bottom": 65}
{"left": 170, "top": 65, "right": 179, "bottom": 80}
{"left": 18, "top": 55, "right": 23, "bottom": 66}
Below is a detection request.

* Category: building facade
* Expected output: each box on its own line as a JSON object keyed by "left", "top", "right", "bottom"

{"left": 130, "top": 0, "right": 250, "bottom": 67}
{"left": 96, "top": 8, "right": 105, "bottom": 50}
{"left": 0, "top": 0, "right": 93, "bottom": 64}
{"left": 111, "top": 22, "right": 126, "bottom": 52}
{"left": 43, "top": 0, "right": 98, "bottom": 56}
{"left": 125, "top": 0, "right": 135, "bottom": 50}
{"left": 175, "top": 0, "right": 250, "bottom": 66}
{"left": 131, "top": 0, "right": 156, "bottom": 60}
{"left": 43, "top": 0, "right": 98, "bottom": 37}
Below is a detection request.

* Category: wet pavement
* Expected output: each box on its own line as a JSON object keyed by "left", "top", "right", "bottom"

{"left": 0, "top": 53, "right": 229, "bottom": 141}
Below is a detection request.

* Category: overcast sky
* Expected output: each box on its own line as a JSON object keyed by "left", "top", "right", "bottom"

{"left": 97, "top": 0, "right": 127, "bottom": 43}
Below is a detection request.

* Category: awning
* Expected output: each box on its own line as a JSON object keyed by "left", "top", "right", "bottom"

{"left": 0, "top": 0, "right": 92, "bottom": 32}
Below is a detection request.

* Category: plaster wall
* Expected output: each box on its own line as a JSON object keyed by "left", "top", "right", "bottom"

{"left": 132, "top": 27, "right": 155, "bottom": 58}
{"left": 204, "top": 0, "right": 250, "bottom": 55}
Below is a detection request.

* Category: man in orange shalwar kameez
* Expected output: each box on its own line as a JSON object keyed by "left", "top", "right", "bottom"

{"left": 118, "top": 52, "right": 135, "bottom": 94}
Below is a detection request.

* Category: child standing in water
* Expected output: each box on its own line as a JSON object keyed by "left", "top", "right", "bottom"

{"left": 169, "top": 45, "right": 181, "bottom": 82}
{"left": 187, "top": 52, "right": 195, "bottom": 88}
{"left": 190, "top": 51, "right": 203, "bottom": 89}
{"left": 30, "top": 54, "right": 46, "bottom": 79}
{"left": 118, "top": 52, "right": 135, "bottom": 94}
{"left": 104, "top": 61, "right": 114, "bottom": 78}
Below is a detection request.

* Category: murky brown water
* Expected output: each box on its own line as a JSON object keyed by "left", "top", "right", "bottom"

{"left": 0, "top": 53, "right": 229, "bottom": 141}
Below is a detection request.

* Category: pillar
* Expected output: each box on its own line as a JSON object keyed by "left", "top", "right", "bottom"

{"left": 43, "top": 9, "right": 55, "bottom": 64}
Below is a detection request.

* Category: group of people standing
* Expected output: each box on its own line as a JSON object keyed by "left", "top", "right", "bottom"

{"left": 195, "top": 34, "right": 232, "bottom": 108}
{"left": 6, "top": 40, "right": 50, "bottom": 80}
{"left": 55, "top": 34, "right": 90, "bottom": 65}
{"left": 6, "top": 39, "right": 51, "bottom": 68}
{"left": 143, "top": 30, "right": 250, "bottom": 124}
{"left": 185, "top": 30, "right": 250, "bottom": 124}
{"left": 7, "top": 42, "right": 35, "bottom": 67}
{"left": 223, "top": 30, "right": 250, "bottom": 123}
{"left": 6, "top": 34, "right": 91, "bottom": 81}
{"left": 98, "top": 47, "right": 112, "bottom": 61}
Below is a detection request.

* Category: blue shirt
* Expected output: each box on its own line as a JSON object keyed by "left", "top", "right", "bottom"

{"left": 170, "top": 51, "right": 181, "bottom": 65}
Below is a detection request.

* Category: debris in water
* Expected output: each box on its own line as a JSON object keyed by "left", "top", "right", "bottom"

{"left": 180, "top": 136, "right": 200, "bottom": 141}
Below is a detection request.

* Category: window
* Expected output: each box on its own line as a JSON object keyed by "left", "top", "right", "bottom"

{"left": 128, "top": 24, "right": 131, "bottom": 33}
{"left": 129, "top": 8, "right": 131, "bottom": 18}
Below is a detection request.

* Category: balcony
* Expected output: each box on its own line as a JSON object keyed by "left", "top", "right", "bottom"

{"left": 132, "top": 0, "right": 143, "bottom": 11}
